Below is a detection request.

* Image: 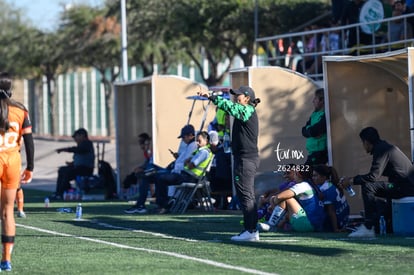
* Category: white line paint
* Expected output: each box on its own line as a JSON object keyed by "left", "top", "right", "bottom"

{"left": 92, "top": 221, "right": 198, "bottom": 242}
{"left": 16, "top": 223, "right": 279, "bottom": 275}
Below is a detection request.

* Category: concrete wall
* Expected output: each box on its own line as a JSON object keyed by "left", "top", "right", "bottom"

{"left": 230, "top": 66, "right": 319, "bottom": 174}
{"left": 114, "top": 75, "right": 215, "bottom": 185}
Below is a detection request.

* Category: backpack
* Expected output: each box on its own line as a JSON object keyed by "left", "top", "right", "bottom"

{"left": 98, "top": 160, "right": 118, "bottom": 200}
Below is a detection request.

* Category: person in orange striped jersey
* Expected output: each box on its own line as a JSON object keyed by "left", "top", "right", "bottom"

{"left": 0, "top": 72, "right": 34, "bottom": 271}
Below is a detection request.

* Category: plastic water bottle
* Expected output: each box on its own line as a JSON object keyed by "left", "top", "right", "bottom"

{"left": 268, "top": 205, "right": 286, "bottom": 226}
{"left": 75, "top": 203, "right": 83, "bottom": 220}
{"left": 223, "top": 132, "right": 231, "bottom": 153}
{"left": 379, "top": 216, "right": 386, "bottom": 235}
{"left": 340, "top": 177, "right": 356, "bottom": 197}
{"left": 44, "top": 197, "right": 50, "bottom": 208}
{"left": 346, "top": 185, "right": 356, "bottom": 197}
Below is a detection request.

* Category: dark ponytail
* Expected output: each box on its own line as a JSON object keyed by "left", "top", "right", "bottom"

{"left": 313, "top": 164, "right": 343, "bottom": 196}
{"left": 0, "top": 73, "right": 12, "bottom": 134}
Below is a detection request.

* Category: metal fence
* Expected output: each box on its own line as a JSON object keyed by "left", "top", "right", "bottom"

{"left": 255, "top": 12, "right": 414, "bottom": 79}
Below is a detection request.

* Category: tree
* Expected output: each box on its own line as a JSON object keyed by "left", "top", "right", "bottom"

{"left": 106, "top": 0, "right": 188, "bottom": 77}
{"left": 60, "top": 4, "right": 121, "bottom": 137}
{"left": 29, "top": 31, "right": 68, "bottom": 136}
{"left": 0, "top": 0, "right": 36, "bottom": 76}
{"left": 160, "top": 0, "right": 330, "bottom": 86}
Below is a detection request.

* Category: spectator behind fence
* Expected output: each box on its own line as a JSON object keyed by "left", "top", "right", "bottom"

{"left": 312, "top": 164, "right": 350, "bottom": 232}
{"left": 341, "top": 0, "right": 372, "bottom": 51}
{"left": 389, "top": 0, "right": 414, "bottom": 42}
{"left": 51, "top": 128, "right": 95, "bottom": 200}
{"left": 296, "top": 25, "right": 319, "bottom": 74}
{"left": 341, "top": 127, "right": 414, "bottom": 237}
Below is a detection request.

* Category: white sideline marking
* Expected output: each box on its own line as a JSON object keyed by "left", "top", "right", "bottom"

{"left": 262, "top": 239, "right": 298, "bottom": 243}
{"left": 17, "top": 223, "right": 279, "bottom": 275}
{"left": 92, "top": 220, "right": 199, "bottom": 242}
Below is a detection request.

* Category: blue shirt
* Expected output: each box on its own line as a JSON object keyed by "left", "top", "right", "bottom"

{"left": 319, "top": 181, "right": 350, "bottom": 231}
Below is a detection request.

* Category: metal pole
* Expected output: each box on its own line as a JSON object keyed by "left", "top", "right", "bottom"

{"left": 187, "top": 99, "right": 196, "bottom": 125}
{"left": 121, "top": 0, "right": 128, "bottom": 82}
{"left": 253, "top": 0, "right": 258, "bottom": 66}
{"left": 199, "top": 100, "right": 211, "bottom": 132}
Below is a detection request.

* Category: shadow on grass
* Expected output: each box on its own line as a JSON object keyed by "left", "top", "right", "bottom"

{"left": 41, "top": 205, "right": 350, "bottom": 258}
{"left": 22, "top": 189, "right": 414, "bottom": 255}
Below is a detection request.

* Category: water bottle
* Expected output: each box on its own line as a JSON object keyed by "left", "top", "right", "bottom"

{"left": 379, "top": 215, "right": 386, "bottom": 235}
{"left": 346, "top": 185, "right": 356, "bottom": 197}
{"left": 340, "top": 177, "right": 356, "bottom": 197}
{"left": 268, "top": 205, "right": 286, "bottom": 226}
{"left": 44, "top": 197, "right": 50, "bottom": 208}
{"left": 75, "top": 203, "right": 83, "bottom": 220}
{"left": 223, "top": 132, "right": 231, "bottom": 153}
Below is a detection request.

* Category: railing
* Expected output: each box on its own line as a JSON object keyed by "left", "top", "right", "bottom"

{"left": 255, "top": 12, "right": 414, "bottom": 79}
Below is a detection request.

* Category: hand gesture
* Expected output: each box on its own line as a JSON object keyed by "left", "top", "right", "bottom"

{"left": 339, "top": 177, "right": 351, "bottom": 190}
{"left": 197, "top": 90, "right": 210, "bottom": 98}
{"left": 21, "top": 169, "right": 33, "bottom": 184}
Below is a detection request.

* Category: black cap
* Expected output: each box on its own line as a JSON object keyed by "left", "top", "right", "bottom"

{"left": 72, "top": 128, "right": 88, "bottom": 138}
{"left": 230, "top": 86, "right": 256, "bottom": 102}
{"left": 178, "top": 124, "right": 195, "bottom": 138}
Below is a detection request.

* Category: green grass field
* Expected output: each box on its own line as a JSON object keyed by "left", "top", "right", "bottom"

{"left": 11, "top": 189, "right": 414, "bottom": 274}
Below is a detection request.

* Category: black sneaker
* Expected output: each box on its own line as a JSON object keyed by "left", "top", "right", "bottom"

{"left": 124, "top": 206, "right": 148, "bottom": 214}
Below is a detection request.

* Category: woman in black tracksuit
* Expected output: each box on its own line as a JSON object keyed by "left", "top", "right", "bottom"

{"left": 199, "top": 86, "right": 261, "bottom": 241}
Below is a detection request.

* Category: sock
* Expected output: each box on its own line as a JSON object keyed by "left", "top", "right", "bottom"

{"left": 1, "top": 236, "right": 15, "bottom": 262}
{"left": 16, "top": 188, "right": 24, "bottom": 212}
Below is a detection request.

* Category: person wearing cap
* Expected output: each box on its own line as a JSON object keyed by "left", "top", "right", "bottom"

{"left": 51, "top": 128, "right": 95, "bottom": 200}
{"left": 125, "top": 124, "right": 197, "bottom": 214}
{"left": 198, "top": 85, "right": 261, "bottom": 242}
{"left": 155, "top": 131, "right": 213, "bottom": 213}
{"left": 173, "top": 125, "right": 198, "bottom": 174}
{"left": 155, "top": 124, "right": 197, "bottom": 213}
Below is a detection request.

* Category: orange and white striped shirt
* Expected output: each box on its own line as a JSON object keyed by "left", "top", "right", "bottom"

{"left": 0, "top": 105, "right": 32, "bottom": 153}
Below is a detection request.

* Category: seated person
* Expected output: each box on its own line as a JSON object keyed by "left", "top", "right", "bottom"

{"left": 257, "top": 165, "right": 296, "bottom": 225}
{"left": 341, "top": 127, "right": 414, "bottom": 237}
{"left": 124, "top": 124, "right": 197, "bottom": 214}
{"left": 121, "top": 133, "right": 154, "bottom": 199}
{"left": 266, "top": 169, "right": 326, "bottom": 232}
{"left": 208, "top": 130, "right": 232, "bottom": 208}
{"left": 51, "top": 128, "right": 95, "bottom": 200}
{"left": 312, "top": 164, "right": 350, "bottom": 232}
{"left": 155, "top": 131, "right": 213, "bottom": 213}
